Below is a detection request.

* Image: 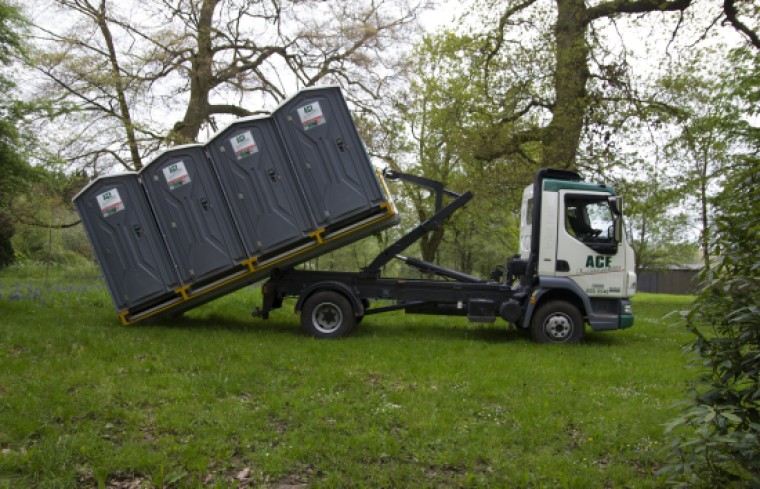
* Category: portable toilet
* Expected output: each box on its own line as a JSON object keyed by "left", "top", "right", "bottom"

{"left": 139, "top": 145, "right": 247, "bottom": 285}
{"left": 273, "top": 86, "right": 387, "bottom": 229}
{"left": 206, "top": 116, "right": 316, "bottom": 258}
{"left": 73, "top": 173, "right": 180, "bottom": 311}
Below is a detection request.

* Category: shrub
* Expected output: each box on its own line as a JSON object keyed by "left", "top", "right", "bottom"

{"left": 660, "top": 162, "right": 760, "bottom": 487}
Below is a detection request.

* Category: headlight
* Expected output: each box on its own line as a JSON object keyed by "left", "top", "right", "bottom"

{"left": 623, "top": 303, "right": 632, "bottom": 314}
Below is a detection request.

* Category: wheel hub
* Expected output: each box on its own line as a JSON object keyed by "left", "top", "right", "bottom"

{"left": 544, "top": 312, "right": 572, "bottom": 340}
{"left": 312, "top": 302, "right": 343, "bottom": 333}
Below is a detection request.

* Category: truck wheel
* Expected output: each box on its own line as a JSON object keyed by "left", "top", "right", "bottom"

{"left": 531, "top": 301, "right": 585, "bottom": 344}
{"left": 301, "top": 291, "right": 356, "bottom": 339}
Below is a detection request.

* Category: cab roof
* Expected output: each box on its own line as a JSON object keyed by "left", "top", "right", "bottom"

{"left": 543, "top": 178, "right": 614, "bottom": 194}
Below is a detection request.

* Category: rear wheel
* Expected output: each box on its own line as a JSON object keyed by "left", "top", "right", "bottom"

{"left": 301, "top": 291, "right": 356, "bottom": 339}
{"left": 531, "top": 301, "right": 585, "bottom": 344}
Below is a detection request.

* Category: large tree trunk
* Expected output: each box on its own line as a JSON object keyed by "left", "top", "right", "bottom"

{"left": 171, "top": 0, "right": 219, "bottom": 144}
{"left": 543, "top": 0, "right": 590, "bottom": 170}
{"left": 419, "top": 208, "right": 446, "bottom": 264}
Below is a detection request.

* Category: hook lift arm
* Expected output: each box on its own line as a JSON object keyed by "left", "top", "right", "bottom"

{"left": 359, "top": 169, "right": 478, "bottom": 281}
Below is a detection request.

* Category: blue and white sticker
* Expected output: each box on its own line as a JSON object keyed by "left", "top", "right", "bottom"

{"left": 230, "top": 131, "right": 258, "bottom": 160}
{"left": 97, "top": 188, "right": 125, "bottom": 218}
{"left": 163, "top": 161, "right": 191, "bottom": 190}
{"left": 297, "top": 102, "right": 326, "bottom": 130}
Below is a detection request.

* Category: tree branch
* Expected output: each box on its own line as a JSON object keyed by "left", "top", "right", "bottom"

{"left": 587, "top": 0, "right": 692, "bottom": 22}
{"left": 206, "top": 104, "right": 262, "bottom": 117}
{"left": 722, "top": 0, "right": 760, "bottom": 50}
{"left": 11, "top": 212, "right": 81, "bottom": 229}
{"left": 487, "top": 0, "right": 539, "bottom": 71}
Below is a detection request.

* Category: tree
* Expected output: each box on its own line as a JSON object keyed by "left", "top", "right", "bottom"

{"left": 0, "top": 0, "right": 32, "bottom": 268}
{"left": 470, "top": 0, "right": 760, "bottom": 170}
{"left": 28, "top": 0, "right": 426, "bottom": 172}
{"left": 661, "top": 46, "right": 760, "bottom": 488}
{"left": 659, "top": 71, "right": 748, "bottom": 270}
{"left": 617, "top": 164, "right": 698, "bottom": 276}
{"left": 372, "top": 32, "right": 539, "bottom": 268}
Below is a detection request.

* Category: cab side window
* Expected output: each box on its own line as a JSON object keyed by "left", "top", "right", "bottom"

{"left": 565, "top": 195, "right": 617, "bottom": 254}
{"left": 525, "top": 197, "right": 533, "bottom": 223}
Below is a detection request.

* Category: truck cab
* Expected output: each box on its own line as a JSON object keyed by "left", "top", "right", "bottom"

{"left": 514, "top": 170, "right": 636, "bottom": 342}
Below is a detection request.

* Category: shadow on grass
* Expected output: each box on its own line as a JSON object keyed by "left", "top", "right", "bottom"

{"left": 135, "top": 314, "right": 303, "bottom": 336}
{"left": 350, "top": 320, "right": 531, "bottom": 344}
{"left": 356, "top": 320, "right": 635, "bottom": 346}
{"left": 132, "top": 312, "right": 630, "bottom": 347}
{"left": 581, "top": 331, "right": 628, "bottom": 346}
{"left": 134, "top": 313, "right": 535, "bottom": 344}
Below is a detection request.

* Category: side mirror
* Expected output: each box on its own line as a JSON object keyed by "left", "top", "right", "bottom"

{"left": 608, "top": 195, "right": 624, "bottom": 243}
{"left": 608, "top": 195, "right": 623, "bottom": 216}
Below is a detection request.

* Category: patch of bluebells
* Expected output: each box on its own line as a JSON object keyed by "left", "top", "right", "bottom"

{"left": 0, "top": 282, "right": 104, "bottom": 305}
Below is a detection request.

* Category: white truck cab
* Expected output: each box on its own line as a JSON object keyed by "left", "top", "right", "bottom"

{"left": 516, "top": 171, "right": 637, "bottom": 340}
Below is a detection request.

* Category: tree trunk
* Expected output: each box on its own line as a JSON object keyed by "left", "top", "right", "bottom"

{"left": 699, "top": 168, "right": 710, "bottom": 271}
{"left": 0, "top": 212, "right": 15, "bottom": 270}
{"left": 419, "top": 209, "right": 445, "bottom": 264}
{"left": 171, "top": 0, "right": 218, "bottom": 144}
{"left": 96, "top": 0, "right": 142, "bottom": 169}
{"left": 543, "top": 0, "right": 590, "bottom": 170}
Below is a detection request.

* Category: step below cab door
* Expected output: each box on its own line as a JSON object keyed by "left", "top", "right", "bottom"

{"left": 554, "top": 190, "right": 626, "bottom": 298}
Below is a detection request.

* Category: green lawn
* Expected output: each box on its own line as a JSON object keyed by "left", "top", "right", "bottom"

{"left": 0, "top": 264, "right": 695, "bottom": 488}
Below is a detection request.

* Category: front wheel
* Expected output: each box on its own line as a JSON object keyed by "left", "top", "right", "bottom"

{"left": 531, "top": 301, "right": 585, "bottom": 344}
{"left": 301, "top": 291, "right": 356, "bottom": 339}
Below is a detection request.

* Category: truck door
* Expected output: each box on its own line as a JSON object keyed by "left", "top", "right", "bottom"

{"left": 555, "top": 190, "right": 626, "bottom": 297}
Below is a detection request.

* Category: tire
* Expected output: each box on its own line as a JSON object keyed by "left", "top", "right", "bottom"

{"left": 301, "top": 291, "right": 356, "bottom": 339}
{"left": 530, "top": 301, "right": 585, "bottom": 344}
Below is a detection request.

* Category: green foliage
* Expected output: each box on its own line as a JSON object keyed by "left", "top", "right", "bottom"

{"left": 0, "top": 0, "right": 22, "bottom": 63}
{"left": 9, "top": 170, "right": 90, "bottom": 265}
{"left": 387, "top": 31, "right": 540, "bottom": 271}
{"left": 660, "top": 49, "right": 760, "bottom": 488}
{"left": 617, "top": 165, "right": 700, "bottom": 275}
{"left": 0, "top": 0, "right": 29, "bottom": 269}
{"left": 658, "top": 67, "right": 752, "bottom": 270}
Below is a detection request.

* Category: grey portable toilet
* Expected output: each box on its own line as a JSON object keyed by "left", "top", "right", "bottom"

{"left": 73, "top": 173, "right": 180, "bottom": 311}
{"left": 273, "top": 86, "right": 386, "bottom": 229}
{"left": 206, "top": 116, "right": 316, "bottom": 258}
{"left": 139, "top": 144, "right": 247, "bottom": 285}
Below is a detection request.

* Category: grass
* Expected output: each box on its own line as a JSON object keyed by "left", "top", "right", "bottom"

{"left": 0, "top": 263, "right": 696, "bottom": 488}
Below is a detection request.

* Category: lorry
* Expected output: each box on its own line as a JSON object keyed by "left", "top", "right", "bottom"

{"left": 254, "top": 167, "right": 637, "bottom": 344}
{"left": 74, "top": 86, "right": 636, "bottom": 343}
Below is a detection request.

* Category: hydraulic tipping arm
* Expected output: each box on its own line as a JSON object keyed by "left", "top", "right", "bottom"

{"left": 382, "top": 169, "right": 462, "bottom": 212}
{"left": 360, "top": 169, "right": 473, "bottom": 278}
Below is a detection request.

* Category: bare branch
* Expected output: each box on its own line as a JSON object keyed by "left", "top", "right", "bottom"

{"left": 587, "top": 0, "right": 692, "bottom": 23}
{"left": 722, "top": 0, "right": 760, "bottom": 50}
{"left": 485, "top": 0, "right": 539, "bottom": 80}
{"left": 12, "top": 215, "right": 82, "bottom": 229}
{"left": 206, "top": 104, "right": 262, "bottom": 117}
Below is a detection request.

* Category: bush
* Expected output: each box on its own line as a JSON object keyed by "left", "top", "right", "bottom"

{"left": 660, "top": 163, "right": 760, "bottom": 487}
